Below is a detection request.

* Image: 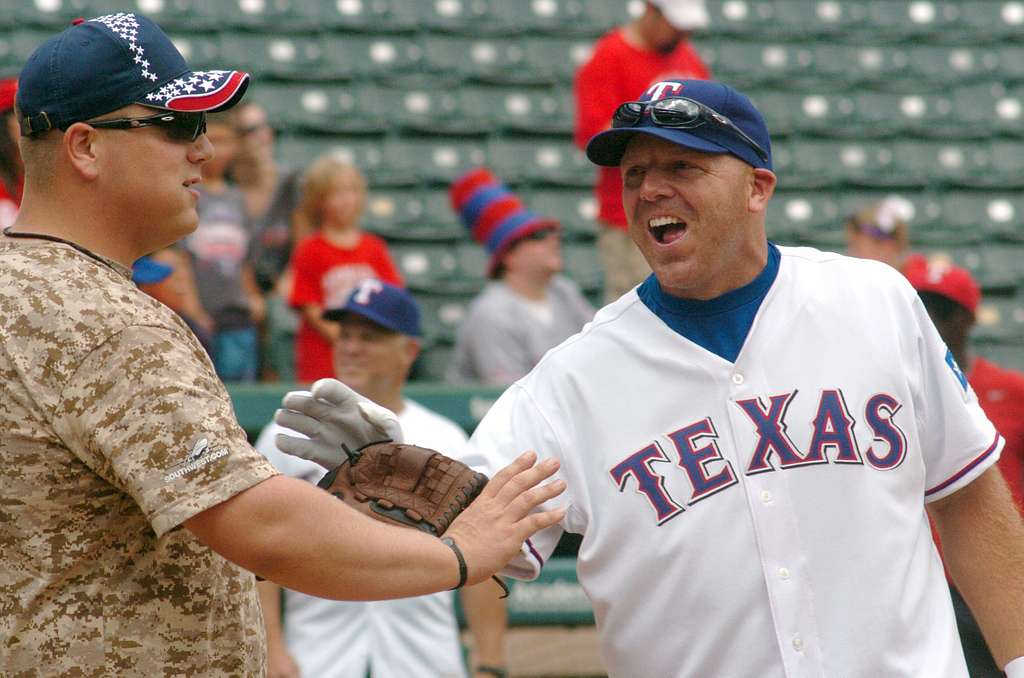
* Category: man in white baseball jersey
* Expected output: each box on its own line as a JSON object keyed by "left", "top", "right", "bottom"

{"left": 257, "top": 280, "right": 508, "bottom": 678}
{"left": 274, "top": 80, "right": 1024, "bottom": 677}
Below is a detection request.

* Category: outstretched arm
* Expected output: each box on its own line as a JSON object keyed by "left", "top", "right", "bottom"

{"left": 929, "top": 466, "right": 1024, "bottom": 670}
{"left": 185, "top": 452, "right": 565, "bottom": 600}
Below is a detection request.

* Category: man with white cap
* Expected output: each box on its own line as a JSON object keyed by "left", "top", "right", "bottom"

{"left": 574, "top": 0, "right": 711, "bottom": 302}
{"left": 0, "top": 14, "right": 565, "bottom": 676}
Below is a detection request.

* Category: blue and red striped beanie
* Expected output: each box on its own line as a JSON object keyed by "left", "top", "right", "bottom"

{"left": 450, "top": 168, "right": 559, "bottom": 278}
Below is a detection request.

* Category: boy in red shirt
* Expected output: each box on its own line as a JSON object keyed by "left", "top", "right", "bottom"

{"left": 574, "top": 0, "right": 711, "bottom": 302}
{"left": 289, "top": 157, "right": 402, "bottom": 381}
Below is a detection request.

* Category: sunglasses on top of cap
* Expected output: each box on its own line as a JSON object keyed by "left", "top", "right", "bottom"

{"left": 612, "top": 97, "right": 769, "bottom": 162}
{"left": 84, "top": 110, "right": 207, "bottom": 142}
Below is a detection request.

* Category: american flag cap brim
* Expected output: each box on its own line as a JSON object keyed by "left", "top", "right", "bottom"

{"left": 140, "top": 69, "right": 249, "bottom": 113}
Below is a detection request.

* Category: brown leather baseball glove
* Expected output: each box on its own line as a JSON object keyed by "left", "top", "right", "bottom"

{"left": 317, "top": 440, "right": 489, "bottom": 537}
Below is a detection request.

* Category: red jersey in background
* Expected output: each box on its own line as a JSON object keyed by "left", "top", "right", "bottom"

{"left": 574, "top": 29, "right": 710, "bottom": 230}
{"left": 289, "top": 232, "right": 403, "bottom": 382}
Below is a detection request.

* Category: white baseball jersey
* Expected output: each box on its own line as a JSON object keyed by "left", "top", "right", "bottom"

{"left": 256, "top": 399, "right": 474, "bottom": 678}
{"left": 468, "top": 246, "right": 1002, "bottom": 678}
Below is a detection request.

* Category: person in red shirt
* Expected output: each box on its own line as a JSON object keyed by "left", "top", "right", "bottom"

{"left": 574, "top": 0, "right": 711, "bottom": 302}
{"left": 907, "top": 260, "right": 1024, "bottom": 678}
{"left": 289, "top": 155, "right": 402, "bottom": 382}
{"left": 0, "top": 78, "right": 22, "bottom": 229}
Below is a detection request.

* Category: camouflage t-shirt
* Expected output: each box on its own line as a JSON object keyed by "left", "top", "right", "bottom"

{"left": 0, "top": 236, "right": 279, "bottom": 677}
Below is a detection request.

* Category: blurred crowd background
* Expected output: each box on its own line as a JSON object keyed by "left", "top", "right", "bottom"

{"left": 2, "top": 0, "right": 1023, "bottom": 387}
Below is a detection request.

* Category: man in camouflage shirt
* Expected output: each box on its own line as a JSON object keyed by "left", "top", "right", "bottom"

{"left": 2, "top": 14, "right": 566, "bottom": 676}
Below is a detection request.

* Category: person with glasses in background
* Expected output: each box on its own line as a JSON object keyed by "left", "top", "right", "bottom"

{"left": 574, "top": 0, "right": 711, "bottom": 303}
{"left": 0, "top": 14, "right": 566, "bottom": 676}
{"left": 278, "top": 79, "right": 1024, "bottom": 678}
{"left": 446, "top": 168, "right": 594, "bottom": 385}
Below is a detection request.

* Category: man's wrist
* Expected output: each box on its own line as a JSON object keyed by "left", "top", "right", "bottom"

{"left": 1005, "top": 656, "right": 1024, "bottom": 678}
{"left": 476, "top": 665, "right": 508, "bottom": 678}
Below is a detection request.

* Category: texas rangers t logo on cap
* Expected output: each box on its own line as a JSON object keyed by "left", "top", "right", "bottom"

{"left": 645, "top": 80, "right": 684, "bottom": 101}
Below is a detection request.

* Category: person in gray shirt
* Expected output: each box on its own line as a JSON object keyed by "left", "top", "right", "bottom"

{"left": 447, "top": 168, "right": 594, "bottom": 385}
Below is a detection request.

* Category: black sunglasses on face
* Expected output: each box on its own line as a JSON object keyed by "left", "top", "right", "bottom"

{"left": 612, "top": 97, "right": 769, "bottom": 162}
{"left": 84, "top": 110, "right": 208, "bottom": 142}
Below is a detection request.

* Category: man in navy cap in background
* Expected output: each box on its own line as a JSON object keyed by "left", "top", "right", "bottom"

{"left": 258, "top": 280, "right": 510, "bottom": 678}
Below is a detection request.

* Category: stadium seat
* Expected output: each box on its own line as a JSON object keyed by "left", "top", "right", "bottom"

{"left": 766, "top": 191, "right": 844, "bottom": 245}
{"left": 770, "top": 140, "right": 843, "bottom": 190}
{"left": 459, "top": 86, "right": 575, "bottom": 135}
{"left": 522, "top": 189, "right": 599, "bottom": 238}
{"left": 384, "top": 138, "right": 489, "bottom": 185}
{"left": 561, "top": 242, "right": 603, "bottom": 294}
{"left": 919, "top": 245, "right": 1024, "bottom": 294}
{"left": 275, "top": 134, "right": 386, "bottom": 181}
{"left": 365, "top": 188, "right": 466, "bottom": 241}
{"left": 522, "top": 37, "right": 595, "bottom": 85}
{"left": 248, "top": 83, "right": 389, "bottom": 135}
{"left": 974, "top": 342, "right": 1024, "bottom": 372}
{"left": 223, "top": 0, "right": 323, "bottom": 32}
{"left": 416, "top": 0, "right": 509, "bottom": 36}
{"left": 320, "top": 0, "right": 419, "bottom": 32}
{"left": 492, "top": 0, "right": 604, "bottom": 37}
{"left": 322, "top": 35, "right": 424, "bottom": 82}
{"left": 165, "top": 32, "right": 222, "bottom": 72}
{"left": 974, "top": 296, "right": 1024, "bottom": 345}
{"left": 415, "top": 290, "right": 475, "bottom": 345}
{"left": 487, "top": 139, "right": 594, "bottom": 187}
{"left": 219, "top": 33, "right": 330, "bottom": 81}
{"left": 382, "top": 88, "right": 488, "bottom": 136}
{"left": 390, "top": 241, "right": 462, "bottom": 290}
{"left": 87, "top": 0, "right": 224, "bottom": 31}
{"left": 412, "top": 343, "right": 455, "bottom": 381}
{"left": 421, "top": 35, "right": 538, "bottom": 84}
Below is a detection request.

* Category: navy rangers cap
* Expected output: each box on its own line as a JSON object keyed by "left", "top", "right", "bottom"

{"left": 16, "top": 13, "right": 248, "bottom": 136}
{"left": 323, "top": 280, "right": 422, "bottom": 338}
{"left": 586, "top": 79, "right": 772, "bottom": 170}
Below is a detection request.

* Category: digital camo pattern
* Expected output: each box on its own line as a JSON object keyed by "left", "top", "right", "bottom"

{"left": 0, "top": 238, "right": 279, "bottom": 676}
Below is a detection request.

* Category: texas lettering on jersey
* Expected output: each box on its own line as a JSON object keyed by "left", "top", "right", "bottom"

{"left": 609, "top": 388, "right": 907, "bottom": 524}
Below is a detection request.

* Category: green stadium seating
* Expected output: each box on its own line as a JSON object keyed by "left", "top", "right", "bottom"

{"left": 974, "top": 342, "right": 1024, "bottom": 372}
{"left": 223, "top": 0, "right": 324, "bottom": 33}
{"left": 307, "top": 0, "right": 418, "bottom": 33}
{"left": 276, "top": 134, "right": 386, "bottom": 179}
{"left": 219, "top": 33, "right": 330, "bottom": 81}
{"left": 522, "top": 189, "right": 599, "bottom": 238}
{"left": 87, "top": 0, "right": 224, "bottom": 31}
{"left": 562, "top": 242, "right": 603, "bottom": 293}
{"left": 487, "top": 138, "right": 593, "bottom": 187}
{"left": 322, "top": 35, "right": 425, "bottom": 82}
{"left": 974, "top": 297, "right": 1024, "bottom": 345}
{"left": 771, "top": 140, "right": 843, "bottom": 190}
{"left": 412, "top": 343, "right": 456, "bottom": 381}
{"left": 766, "top": 191, "right": 844, "bottom": 245}
{"left": 384, "top": 138, "right": 488, "bottom": 185}
{"left": 165, "top": 32, "right": 222, "bottom": 72}
{"left": 415, "top": 290, "right": 475, "bottom": 344}
{"left": 416, "top": 0, "right": 510, "bottom": 36}
{"left": 460, "top": 86, "right": 576, "bottom": 135}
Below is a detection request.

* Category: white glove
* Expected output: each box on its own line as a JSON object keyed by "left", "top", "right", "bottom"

{"left": 1006, "top": 657, "right": 1024, "bottom": 678}
{"left": 273, "top": 378, "right": 404, "bottom": 470}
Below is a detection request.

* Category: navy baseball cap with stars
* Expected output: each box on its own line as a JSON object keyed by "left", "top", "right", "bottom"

{"left": 586, "top": 79, "right": 773, "bottom": 171}
{"left": 16, "top": 12, "right": 248, "bottom": 136}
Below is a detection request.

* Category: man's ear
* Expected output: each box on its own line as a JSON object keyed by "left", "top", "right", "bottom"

{"left": 749, "top": 167, "right": 777, "bottom": 213}
{"left": 405, "top": 337, "right": 422, "bottom": 367}
{"left": 62, "top": 122, "right": 101, "bottom": 181}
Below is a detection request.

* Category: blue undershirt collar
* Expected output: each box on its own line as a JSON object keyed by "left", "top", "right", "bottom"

{"left": 637, "top": 242, "right": 781, "bottom": 363}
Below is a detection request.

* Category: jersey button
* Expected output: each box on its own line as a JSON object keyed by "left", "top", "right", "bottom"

{"left": 760, "top": 490, "right": 773, "bottom": 503}
{"left": 792, "top": 636, "right": 804, "bottom": 652}
{"left": 731, "top": 373, "right": 744, "bottom": 385}
{"left": 778, "top": 567, "right": 791, "bottom": 580}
